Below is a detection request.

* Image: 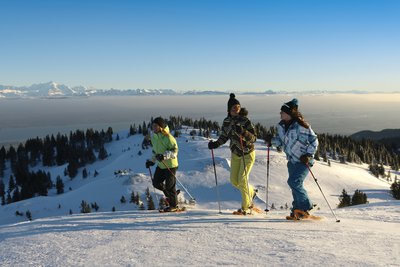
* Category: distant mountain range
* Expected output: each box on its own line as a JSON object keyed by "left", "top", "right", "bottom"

{"left": 0, "top": 82, "right": 390, "bottom": 99}
{"left": 351, "top": 129, "right": 400, "bottom": 150}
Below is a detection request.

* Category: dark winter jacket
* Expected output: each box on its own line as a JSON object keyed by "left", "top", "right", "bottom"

{"left": 214, "top": 108, "right": 257, "bottom": 156}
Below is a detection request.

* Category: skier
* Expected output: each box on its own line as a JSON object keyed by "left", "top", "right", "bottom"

{"left": 270, "top": 98, "right": 319, "bottom": 220}
{"left": 145, "top": 117, "right": 180, "bottom": 212}
{"left": 208, "top": 93, "right": 257, "bottom": 215}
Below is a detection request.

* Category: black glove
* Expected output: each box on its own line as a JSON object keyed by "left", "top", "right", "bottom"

{"left": 300, "top": 154, "right": 313, "bottom": 164}
{"left": 155, "top": 154, "right": 164, "bottom": 161}
{"left": 265, "top": 133, "right": 273, "bottom": 147}
{"left": 208, "top": 141, "right": 219, "bottom": 150}
{"left": 145, "top": 160, "right": 155, "bottom": 168}
{"left": 234, "top": 124, "right": 244, "bottom": 135}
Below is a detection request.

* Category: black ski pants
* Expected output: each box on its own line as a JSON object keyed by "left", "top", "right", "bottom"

{"left": 153, "top": 166, "right": 178, "bottom": 207}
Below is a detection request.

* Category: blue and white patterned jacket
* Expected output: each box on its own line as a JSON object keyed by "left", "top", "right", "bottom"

{"left": 272, "top": 120, "right": 318, "bottom": 164}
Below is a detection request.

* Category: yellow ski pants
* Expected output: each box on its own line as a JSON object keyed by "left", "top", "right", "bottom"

{"left": 230, "top": 150, "right": 255, "bottom": 210}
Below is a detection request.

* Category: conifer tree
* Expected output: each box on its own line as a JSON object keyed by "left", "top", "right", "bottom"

{"left": 80, "top": 200, "right": 91, "bottom": 213}
{"left": 56, "top": 176, "right": 64, "bottom": 194}
{"left": 0, "top": 179, "right": 5, "bottom": 202}
{"left": 390, "top": 180, "right": 400, "bottom": 200}
{"left": 147, "top": 195, "right": 155, "bottom": 210}
{"left": 8, "top": 175, "right": 16, "bottom": 192}
{"left": 351, "top": 189, "right": 368, "bottom": 205}
{"left": 82, "top": 168, "right": 88, "bottom": 179}
{"left": 135, "top": 192, "right": 140, "bottom": 205}
{"left": 26, "top": 210, "right": 32, "bottom": 221}
{"left": 120, "top": 195, "right": 126, "bottom": 203}
{"left": 98, "top": 145, "right": 108, "bottom": 160}
{"left": 338, "top": 189, "right": 351, "bottom": 208}
{"left": 12, "top": 186, "right": 20, "bottom": 202}
{"left": 67, "top": 159, "right": 79, "bottom": 179}
{"left": 6, "top": 191, "right": 12, "bottom": 204}
{"left": 91, "top": 202, "right": 99, "bottom": 211}
{"left": 142, "top": 121, "right": 148, "bottom": 136}
{"left": 130, "top": 191, "right": 135, "bottom": 203}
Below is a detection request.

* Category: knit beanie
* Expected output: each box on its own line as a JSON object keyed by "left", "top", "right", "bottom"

{"left": 227, "top": 93, "right": 241, "bottom": 112}
{"left": 281, "top": 98, "right": 299, "bottom": 116}
{"left": 153, "top": 117, "right": 166, "bottom": 129}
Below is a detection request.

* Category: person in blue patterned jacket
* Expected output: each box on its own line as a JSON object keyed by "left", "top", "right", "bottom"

{"left": 271, "top": 98, "right": 319, "bottom": 220}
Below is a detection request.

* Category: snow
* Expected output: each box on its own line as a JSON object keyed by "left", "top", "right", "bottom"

{"left": 0, "top": 127, "right": 399, "bottom": 266}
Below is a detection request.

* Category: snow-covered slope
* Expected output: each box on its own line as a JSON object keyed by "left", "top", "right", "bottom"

{"left": 0, "top": 127, "right": 398, "bottom": 266}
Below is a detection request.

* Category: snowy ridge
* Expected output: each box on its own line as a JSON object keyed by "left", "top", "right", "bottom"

{"left": 0, "top": 127, "right": 399, "bottom": 266}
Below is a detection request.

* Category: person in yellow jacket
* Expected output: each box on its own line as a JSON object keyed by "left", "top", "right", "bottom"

{"left": 208, "top": 94, "right": 257, "bottom": 215}
{"left": 145, "top": 117, "right": 179, "bottom": 212}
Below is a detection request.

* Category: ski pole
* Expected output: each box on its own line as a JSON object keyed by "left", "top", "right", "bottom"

{"left": 306, "top": 163, "right": 340, "bottom": 223}
{"left": 265, "top": 145, "right": 270, "bottom": 212}
{"left": 147, "top": 167, "right": 160, "bottom": 206}
{"left": 211, "top": 149, "right": 222, "bottom": 214}
{"left": 239, "top": 136, "right": 253, "bottom": 214}
{"left": 159, "top": 160, "right": 196, "bottom": 202}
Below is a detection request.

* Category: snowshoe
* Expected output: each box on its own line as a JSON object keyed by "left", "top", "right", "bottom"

{"left": 250, "top": 205, "right": 263, "bottom": 214}
{"left": 232, "top": 208, "right": 248, "bottom": 215}
{"left": 294, "top": 209, "right": 310, "bottom": 219}
{"left": 286, "top": 212, "right": 299, "bottom": 220}
{"left": 159, "top": 206, "right": 186, "bottom": 213}
{"left": 286, "top": 210, "right": 322, "bottom": 221}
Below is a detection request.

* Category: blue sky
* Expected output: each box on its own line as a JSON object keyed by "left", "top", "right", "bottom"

{"left": 0, "top": 0, "right": 399, "bottom": 91}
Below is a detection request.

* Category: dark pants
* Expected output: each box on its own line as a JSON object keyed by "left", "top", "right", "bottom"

{"left": 153, "top": 166, "right": 178, "bottom": 207}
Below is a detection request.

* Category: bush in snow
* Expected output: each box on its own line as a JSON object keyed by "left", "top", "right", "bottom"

{"left": 391, "top": 180, "right": 400, "bottom": 199}
{"left": 351, "top": 189, "right": 368, "bottom": 205}
{"left": 26, "top": 210, "right": 32, "bottom": 221}
{"left": 80, "top": 200, "right": 91, "bottom": 213}
{"left": 338, "top": 189, "right": 351, "bottom": 208}
{"left": 338, "top": 189, "right": 368, "bottom": 207}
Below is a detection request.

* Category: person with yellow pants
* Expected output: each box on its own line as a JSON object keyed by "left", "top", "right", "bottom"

{"left": 208, "top": 93, "right": 257, "bottom": 215}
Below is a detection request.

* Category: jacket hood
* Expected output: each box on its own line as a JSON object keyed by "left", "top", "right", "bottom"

{"left": 239, "top": 107, "right": 249, "bottom": 117}
{"left": 160, "top": 125, "right": 170, "bottom": 136}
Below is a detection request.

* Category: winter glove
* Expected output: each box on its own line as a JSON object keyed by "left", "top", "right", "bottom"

{"left": 265, "top": 133, "right": 273, "bottom": 147}
{"left": 233, "top": 124, "right": 244, "bottom": 135}
{"left": 145, "top": 160, "right": 155, "bottom": 168}
{"left": 155, "top": 154, "right": 164, "bottom": 161}
{"left": 208, "top": 141, "right": 219, "bottom": 150}
{"left": 300, "top": 154, "right": 313, "bottom": 165}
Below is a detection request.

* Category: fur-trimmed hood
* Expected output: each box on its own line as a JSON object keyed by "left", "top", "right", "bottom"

{"left": 239, "top": 107, "right": 249, "bottom": 117}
